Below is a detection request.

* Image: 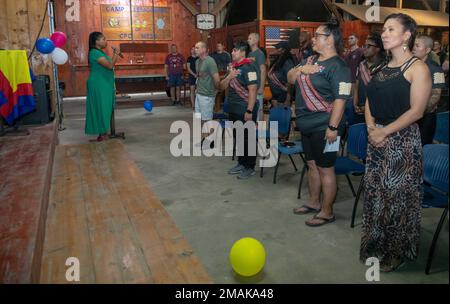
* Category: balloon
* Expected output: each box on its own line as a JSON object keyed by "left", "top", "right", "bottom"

{"left": 229, "top": 237, "right": 266, "bottom": 277}
{"left": 50, "top": 31, "right": 67, "bottom": 48}
{"left": 144, "top": 100, "right": 153, "bottom": 112}
{"left": 36, "top": 38, "right": 55, "bottom": 54}
{"left": 51, "top": 48, "right": 68, "bottom": 65}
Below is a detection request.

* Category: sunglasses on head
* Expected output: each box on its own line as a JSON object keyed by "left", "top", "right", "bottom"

{"left": 314, "top": 32, "right": 330, "bottom": 39}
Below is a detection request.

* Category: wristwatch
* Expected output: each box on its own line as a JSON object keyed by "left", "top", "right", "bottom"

{"left": 328, "top": 124, "right": 338, "bottom": 131}
{"left": 246, "top": 109, "right": 253, "bottom": 114}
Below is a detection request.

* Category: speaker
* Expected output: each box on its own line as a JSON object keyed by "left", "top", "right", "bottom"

{"left": 21, "top": 75, "right": 52, "bottom": 125}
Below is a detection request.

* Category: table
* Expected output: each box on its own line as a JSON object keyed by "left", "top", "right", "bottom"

{"left": 115, "top": 74, "right": 189, "bottom": 104}
{"left": 115, "top": 74, "right": 167, "bottom": 94}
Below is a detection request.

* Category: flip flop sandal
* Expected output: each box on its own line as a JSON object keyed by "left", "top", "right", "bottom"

{"left": 380, "top": 259, "right": 406, "bottom": 272}
{"left": 305, "top": 215, "right": 336, "bottom": 227}
{"left": 293, "top": 204, "right": 321, "bottom": 215}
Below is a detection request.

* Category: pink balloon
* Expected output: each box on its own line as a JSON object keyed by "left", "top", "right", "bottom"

{"left": 50, "top": 31, "right": 67, "bottom": 48}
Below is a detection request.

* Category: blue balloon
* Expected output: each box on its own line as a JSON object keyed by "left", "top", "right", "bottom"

{"left": 36, "top": 38, "right": 55, "bottom": 54}
{"left": 144, "top": 101, "right": 153, "bottom": 112}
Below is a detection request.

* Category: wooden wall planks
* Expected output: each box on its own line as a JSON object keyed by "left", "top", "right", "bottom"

{"left": 53, "top": 0, "right": 201, "bottom": 97}
{"left": 0, "top": 0, "right": 51, "bottom": 55}
{"left": 0, "top": 0, "right": 10, "bottom": 50}
{"left": 0, "top": 0, "right": 56, "bottom": 113}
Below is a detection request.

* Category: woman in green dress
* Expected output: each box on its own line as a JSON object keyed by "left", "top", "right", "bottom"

{"left": 85, "top": 32, "right": 120, "bottom": 141}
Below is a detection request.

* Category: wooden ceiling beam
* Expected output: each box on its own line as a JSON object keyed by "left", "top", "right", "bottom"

{"left": 322, "top": 0, "right": 344, "bottom": 24}
{"left": 178, "top": 0, "right": 199, "bottom": 16}
{"left": 211, "top": 0, "right": 231, "bottom": 15}
{"left": 420, "top": 0, "right": 433, "bottom": 10}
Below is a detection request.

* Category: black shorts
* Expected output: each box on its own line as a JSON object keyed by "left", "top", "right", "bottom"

{"left": 301, "top": 129, "right": 338, "bottom": 168}
{"left": 188, "top": 75, "right": 197, "bottom": 86}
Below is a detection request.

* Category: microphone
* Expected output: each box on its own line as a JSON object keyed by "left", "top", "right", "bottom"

{"left": 112, "top": 46, "right": 124, "bottom": 58}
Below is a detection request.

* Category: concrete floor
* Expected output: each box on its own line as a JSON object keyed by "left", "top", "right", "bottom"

{"left": 58, "top": 96, "right": 449, "bottom": 284}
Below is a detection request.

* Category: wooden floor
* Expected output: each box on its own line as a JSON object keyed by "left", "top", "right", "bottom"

{"left": 0, "top": 123, "right": 57, "bottom": 283}
{"left": 40, "top": 140, "right": 211, "bottom": 283}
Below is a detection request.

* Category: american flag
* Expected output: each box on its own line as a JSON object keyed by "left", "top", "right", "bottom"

{"left": 265, "top": 26, "right": 296, "bottom": 49}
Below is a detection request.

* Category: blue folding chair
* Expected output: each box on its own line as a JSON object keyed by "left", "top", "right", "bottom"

{"left": 260, "top": 106, "right": 306, "bottom": 184}
{"left": 344, "top": 100, "right": 356, "bottom": 126}
{"left": 338, "top": 123, "right": 369, "bottom": 227}
{"left": 422, "top": 144, "right": 449, "bottom": 274}
{"left": 213, "top": 99, "right": 230, "bottom": 121}
{"left": 295, "top": 124, "right": 368, "bottom": 224}
{"left": 433, "top": 111, "right": 449, "bottom": 144}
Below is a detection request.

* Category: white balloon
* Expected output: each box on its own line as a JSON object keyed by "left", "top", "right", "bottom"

{"left": 51, "top": 47, "right": 68, "bottom": 65}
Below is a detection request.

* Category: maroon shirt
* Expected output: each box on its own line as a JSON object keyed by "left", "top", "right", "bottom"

{"left": 165, "top": 53, "right": 185, "bottom": 75}
{"left": 344, "top": 47, "right": 364, "bottom": 83}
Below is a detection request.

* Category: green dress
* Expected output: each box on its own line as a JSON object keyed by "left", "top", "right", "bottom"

{"left": 85, "top": 48, "right": 115, "bottom": 135}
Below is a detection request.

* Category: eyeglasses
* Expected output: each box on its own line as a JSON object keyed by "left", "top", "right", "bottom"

{"left": 314, "top": 32, "right": 330, "bottom": 39}
{"left": 363, "top": 44, "right": 378, "bottom": 48}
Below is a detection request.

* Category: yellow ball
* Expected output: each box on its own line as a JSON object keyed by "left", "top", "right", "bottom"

{"left": 229, "top": 237, "right": 266, "bottom": 277}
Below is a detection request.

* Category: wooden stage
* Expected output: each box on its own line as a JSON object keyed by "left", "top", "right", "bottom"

{"left": 0, "top": 123, "right": 57, "bottom": 283}
{"left": 40, "top": 140, "right": 211, "bottom": 284}
{"left": 0, "top": 124, "right": 211, "bottom": 283}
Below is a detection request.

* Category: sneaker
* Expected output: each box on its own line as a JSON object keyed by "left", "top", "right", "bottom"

{"left": 228, "top": 164, "right": 245, "bottom": 175}
{"left": 237, "top": 168, "right": 256, "bottom": 179}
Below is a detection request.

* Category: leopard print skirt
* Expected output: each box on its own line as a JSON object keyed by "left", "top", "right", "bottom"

{"left": 360, "top": 123, "right": 423, "bottom": 265}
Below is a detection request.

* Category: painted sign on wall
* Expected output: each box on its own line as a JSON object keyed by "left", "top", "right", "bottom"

{"left": 101, "top": 5, "right": 132, "bottom": 40}
{"left": 101, "top": 5, "right": 172, "bottom": 40}
{"left": 153, "top": 7, "right": 172, "bottom": 40}
{"left": 132, "top": 6, "right": 155, "bottom": 40}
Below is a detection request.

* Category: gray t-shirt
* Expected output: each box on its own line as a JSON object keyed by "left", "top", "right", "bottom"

{"left": 196, "top": 56, "right": 219, "bottom": 97}
{"left": 248, "top": 48, "right": 266, "bottom": 89}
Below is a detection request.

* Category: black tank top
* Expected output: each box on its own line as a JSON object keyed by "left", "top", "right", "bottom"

{"left": 367, "top": 57, "right": 419, "bottom": 125}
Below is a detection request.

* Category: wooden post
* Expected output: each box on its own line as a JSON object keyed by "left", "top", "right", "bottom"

{"left": 440, "top": 0, "right": 447, "bottom": 12}
{"left": 257, "top": 0, "right": 263, "bottom": 21}
{"left": 200, "top": 0, "right": 209, "bottom": 41}
{"left": 419, "top": 0, "right": 432, "bottom": 10}
{"left": 396, "top": 0, "right": 403, "bottom": 8}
